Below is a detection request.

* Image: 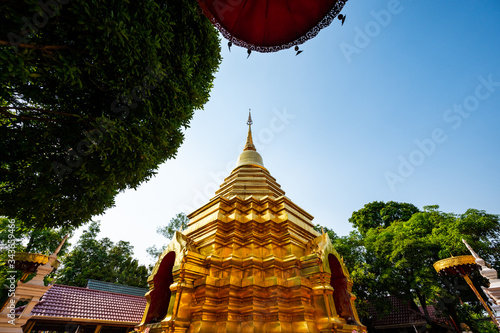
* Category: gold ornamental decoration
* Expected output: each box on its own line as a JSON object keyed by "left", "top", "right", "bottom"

{"left": 13, "top": 252, "right": 61, "bottom": 281}
{"left": 14, "top": 252, "right": 50, "bottom": 265}
{"left": 433, "top": 255, "right": 478, "bottom": 275}
{"left": 434, "top": 254, "right": 500, "bottom": 329}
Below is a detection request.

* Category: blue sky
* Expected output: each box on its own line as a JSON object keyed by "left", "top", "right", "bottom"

{"left": 84, "top": 0, "right": 500, "bottom": 264}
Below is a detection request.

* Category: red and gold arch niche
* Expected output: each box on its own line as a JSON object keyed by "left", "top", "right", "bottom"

{"left": 197, "top": 0, "right": 348, "bottom": 53}
{"left": 137, "top": 117, "right": 365, "bottom": 333}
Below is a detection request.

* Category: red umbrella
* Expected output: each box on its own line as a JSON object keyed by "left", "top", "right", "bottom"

{"left": 198, "top": 0, "right": 348, "bottom": 52}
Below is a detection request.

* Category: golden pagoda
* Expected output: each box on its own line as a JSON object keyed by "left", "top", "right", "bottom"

{"left": 138, "top": 113, "right": 366, "bottom": 333}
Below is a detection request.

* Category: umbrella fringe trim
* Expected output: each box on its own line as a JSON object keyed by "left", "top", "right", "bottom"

{"left": 197, "top": 0, "right": 348, "bottom": 52}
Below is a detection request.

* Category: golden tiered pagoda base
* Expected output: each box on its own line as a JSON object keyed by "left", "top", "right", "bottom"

{"left": 139, "top": 197, "right": 364, "bottom": 332}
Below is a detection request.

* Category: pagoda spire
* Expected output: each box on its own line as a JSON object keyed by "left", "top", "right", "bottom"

{"left": 53, "top": 234, "right": 69, "bottom": 256}
{"left": 244, "top": 109, "right": 256, "bottom": 151}
{"left": 235, "top": 110, "right": 264, "bottom": 169}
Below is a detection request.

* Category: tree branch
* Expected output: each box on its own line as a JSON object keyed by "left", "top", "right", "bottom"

{"left": 415, "top": 289, "right": 432, "bottom": 324}
{"left": 0, "top": 40, "right": 69, "bottom": 51}
{"left": 0, "top": 106, "right": 80, "bottom": 118}
{"left": 0, "top": 109, "right": 76, "bottom": 124}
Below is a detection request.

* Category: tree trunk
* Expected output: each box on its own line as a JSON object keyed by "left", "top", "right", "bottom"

{"left": 444, "top": 302, "right": 461, "bottom": 333}
{"left": 415, "top": 290, "right": 435, "bottom": 328}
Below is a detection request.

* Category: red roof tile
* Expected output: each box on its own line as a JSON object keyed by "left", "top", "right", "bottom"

{"left": 29, "top": 284, "right": 146, "bottom": 323}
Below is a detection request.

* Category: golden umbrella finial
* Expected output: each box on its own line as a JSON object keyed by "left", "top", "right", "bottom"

{"left": 247, "top": 109, "right": 253, "bottom": 126}
{"left": 244, "top": 109, "right": 256, "bottom": 151}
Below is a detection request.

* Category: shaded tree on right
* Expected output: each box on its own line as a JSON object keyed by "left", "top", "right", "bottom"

{"left": 328, "top": 202, "right": 499, "bottom": 332}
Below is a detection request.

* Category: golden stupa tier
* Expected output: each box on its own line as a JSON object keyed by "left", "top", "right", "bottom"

{"left": 214, "top": 165, "right": 285, "bottom": 200}
{"left": 138, "top": 115, "right": 366, "bottom": 333}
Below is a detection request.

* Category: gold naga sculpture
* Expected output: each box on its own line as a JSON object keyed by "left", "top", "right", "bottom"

{"left": 137, "top": 112, "right": 366, "bottom": 333}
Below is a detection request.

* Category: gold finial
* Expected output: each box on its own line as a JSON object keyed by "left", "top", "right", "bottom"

{"left": 321, "top": 226, "right": 324, "bottom": 235}
{"left": 244, "top": 109, "right": 256, "bottom": 151}
{"left": 247, "top": 109, "right": 253, "bottom": 126}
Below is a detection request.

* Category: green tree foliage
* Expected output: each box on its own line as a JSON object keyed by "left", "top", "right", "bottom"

{"left": 0, "top": 217, "right": 74, "bottom": 255}
{"left": 55, "top": 221, "right": 149, "bottom": 288}
{"left": 330, "top": 202, "right": 500, "bottom": 332}
{"left": 0, "top": 0, "right": 221, "bottom": 230}
{"left": 147, "top": 212, "right": 189, "bottom": 260}
{"left": 349, "top": 201, "right": 419, "bottom": 235}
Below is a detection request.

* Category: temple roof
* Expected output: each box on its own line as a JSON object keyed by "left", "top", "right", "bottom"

{"left": 366, "top": 296, "right": 445, "bottom": 328}
{"left": 26, "top": 284, "right": 147, "bottom": 323}
{"left": 87, "top": 279, "right": 148, "bottom": 297}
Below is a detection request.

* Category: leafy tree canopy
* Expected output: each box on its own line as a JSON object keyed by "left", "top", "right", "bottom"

{"left": 0, "top": 217, "right": 74, "bottom": 255}
{"left": 147, "top": 212, "right": 189, "bottom": 260}
{"left": 0, "top": 0, "right": 221, "bottom": 230}
{"left": 327, "top": 202, "right": 499, "bottom": 332}
{"left": 348, "top": 201, "right": 419, "bottom": 235}
{"left": 55, "top": 221, "right": 149, "bottom": 288}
